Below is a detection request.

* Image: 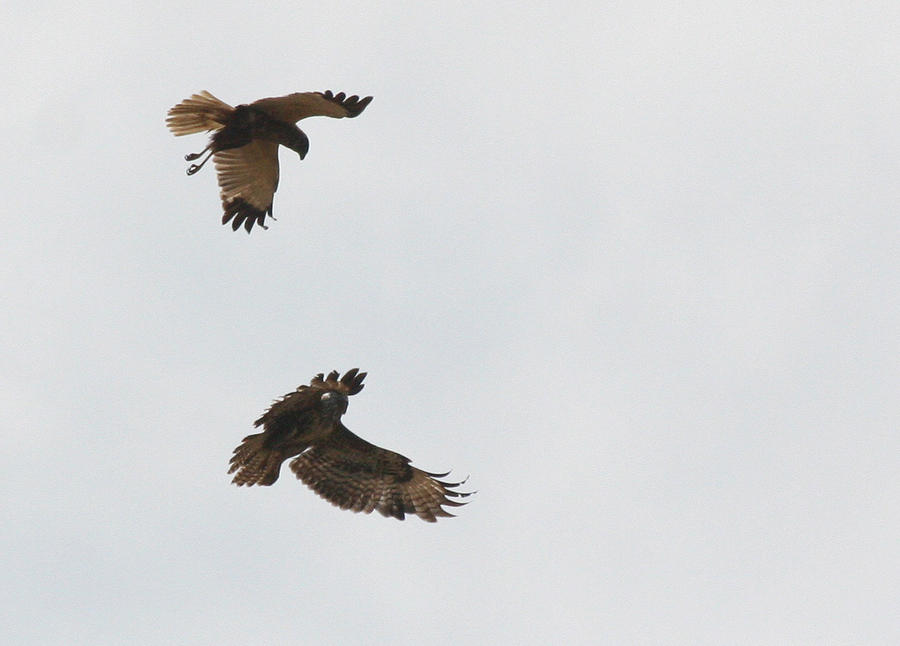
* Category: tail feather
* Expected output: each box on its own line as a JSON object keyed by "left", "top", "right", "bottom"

{"left": 166, "top": 91, "right": 234, "bottom": 136}
{"left": 228, "top": 433, "right": 285, "bottom": 486}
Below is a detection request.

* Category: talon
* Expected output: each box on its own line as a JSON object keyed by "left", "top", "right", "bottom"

{"left": 185, "top": 149, "right": 213, "bottom": 175}
{"left": 185, "top": 151, "right": 202, "bottom": 161}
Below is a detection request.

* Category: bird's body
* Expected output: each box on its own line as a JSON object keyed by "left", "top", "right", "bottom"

{"left": 167, "top": 90, "right": 372, "bottom": 232}
{"left": 229, "top": 369, "right": 470, "bottom": 522}
{"left": 206, "top": 105, "right": 308, "bottom": 158}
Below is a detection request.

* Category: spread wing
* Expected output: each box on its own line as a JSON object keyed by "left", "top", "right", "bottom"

{"left": 251, "top": 91, "right": 373, "bottom": 123}
{"left": 289, "top": 424, "right": 470, "bottom": 522}
{"left": 213, "top": 140, "right": 280, "bottom": 232}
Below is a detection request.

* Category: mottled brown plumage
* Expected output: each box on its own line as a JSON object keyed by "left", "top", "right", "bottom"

{"left": 228, "top": 369, "right": 471, "bottom": 522}
{"left": 167, "top": 90, "right": 372, "bottom": 232}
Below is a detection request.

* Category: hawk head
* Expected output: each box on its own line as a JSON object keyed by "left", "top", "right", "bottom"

{"left": 319, "top": 390, "right": 349, "bottom": 418}
{"left": 308, "top": 369, "right": 366, "bottom": 422}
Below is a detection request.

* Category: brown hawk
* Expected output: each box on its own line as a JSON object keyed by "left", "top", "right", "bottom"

{"left": 228, "top": 369, "right": 471, "bottom": 522}
{"left": 166, "top": 90, "right": 372, "bottom": 232}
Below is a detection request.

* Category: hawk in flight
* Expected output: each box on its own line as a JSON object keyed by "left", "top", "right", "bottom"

{"left": 166, "top": 90, "right": 372, "bottom": 232}
{"left": 229, "top": 369, "right": 471, "bottom": 522}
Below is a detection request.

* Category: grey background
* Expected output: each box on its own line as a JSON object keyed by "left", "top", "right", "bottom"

{"left": 2, "top": 2, "right": 898, "bottom": 644}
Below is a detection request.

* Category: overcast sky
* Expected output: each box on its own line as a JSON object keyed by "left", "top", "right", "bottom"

{"left": 2, "top": 2, "right": 899, "bottom": 644}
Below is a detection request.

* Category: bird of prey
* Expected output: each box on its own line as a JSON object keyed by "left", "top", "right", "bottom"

{"left": 229, "top": 369, "right": 471, "bottom": 522}
{"left": 166, "top": 90, "right": 372, "bottom": 232}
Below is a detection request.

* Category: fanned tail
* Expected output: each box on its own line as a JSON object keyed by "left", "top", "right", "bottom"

{"left": 166, "top": 91, "right": 234, "bottom": 136}
{"left": 228, "top": 432, "right": 285, "bottom": 486}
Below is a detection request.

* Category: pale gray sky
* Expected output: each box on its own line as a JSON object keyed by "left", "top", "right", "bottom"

{"left": 2, "top": 2, "right": 899, "bottom": 644}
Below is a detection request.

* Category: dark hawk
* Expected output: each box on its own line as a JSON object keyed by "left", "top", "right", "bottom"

{"left": 228, "top": 369, "right": 471, "bottom": 522}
